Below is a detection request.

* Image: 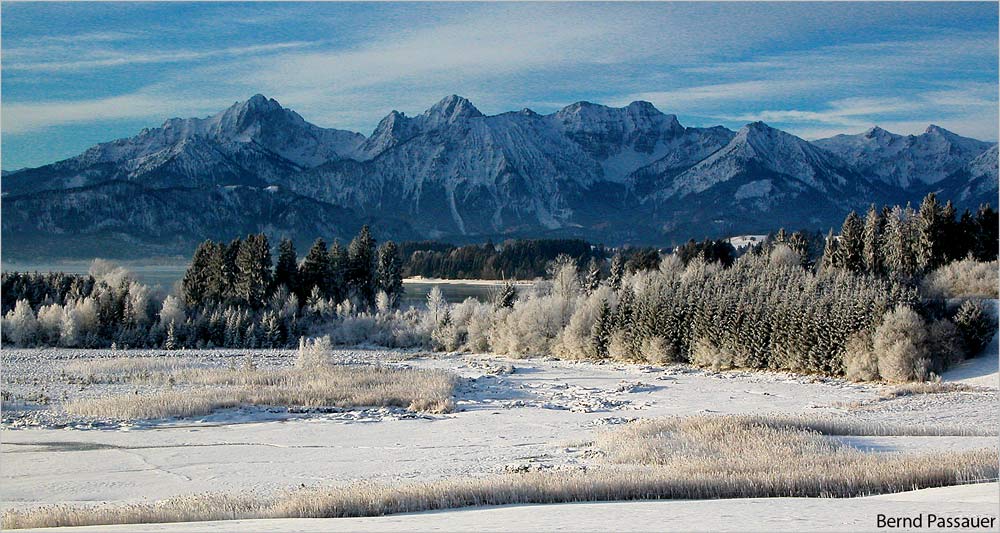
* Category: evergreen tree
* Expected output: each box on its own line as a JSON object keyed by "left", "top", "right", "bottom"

{"left": 583, "top": 257, "right": 602, "bottom": 293}
{"left": 218, "top": 239, "right": 241, "bottom": 304}
{"left": 787, "top": 232, "right": 810, "bottom": 269}
{"left": 939, "top": 200, "right": 959, "bottom": 262}
{"left": 347, "top": 225, "right": 377, "bottom": 308}
{"left": 836, "top": 211, "right": 864, "bottom": 272}
{"left": 882, "top": 206, "right": 916, "bottom": 281}
{"left": 608, "top": 253, "right": 625, "bottom": 291}
{"left": 375, "top": 241, "right": 404, "bottom": 308}
{"left": 234, "top": 233, "right": 273, "bottom": 309}
{"left": 492, "top": 280, "right": 517, "bottom": 310}
{"left": 915, "top": 193, "right": 944, "bottom": 271}
{"left": 164, "top": 320, "right": 178, "bottom": 350}
{"left": 273, "top": 238, "right": 298, "bottom": 295}
{"left": 182, "top": 241, "right": 219, "bottom": 307}
{"left": 861, "top": 204, "right": 883, "bottom": 275}
{"left": 299, "top": 239, "right": 332, "bottom": 299}
{"left": 328, "top": 241, "right": 347, "bottom": 303}
{"left": 590, "top": 298, "right": 613, "bottom": 358}
{"left": 818, "top": 229, "right": 839, "bottom": 272}
{"left": 974, "top": 204, "right": 998, "bottom": 261}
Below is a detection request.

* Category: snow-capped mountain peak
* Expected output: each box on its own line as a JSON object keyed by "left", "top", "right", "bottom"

{"left": 422, "top": 95, "right": 484, "bottom": 124}
{"left": 815, "top": 124, "right": 993, "bottom": 187}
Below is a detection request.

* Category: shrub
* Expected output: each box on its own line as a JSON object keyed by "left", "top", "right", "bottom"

{"left": 843, "top": 332, "right": 879, "bottom": 382}
{"left": 921, "top": 259, "right": 999, "bottom": 299}
{"left": 926, "top": 319, "right": 965, "bottom": 371}
{"left": 873, "top": 306, "right": 930, "bottom": 383}
{"left": 639, "top": 336, "right": 677, "bottom": 365}
{"left": 295, "top": 336, "right": 333, "bottom": 369}
{"left": 953, "top": 300, "right": 995, "bottom": 357}
{"left": 690, "top": 339, "right": 734, "bottom": 371}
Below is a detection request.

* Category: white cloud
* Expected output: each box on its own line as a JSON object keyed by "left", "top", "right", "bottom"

{"left": 2, "top": 93, "right": 220, "bottom": 134}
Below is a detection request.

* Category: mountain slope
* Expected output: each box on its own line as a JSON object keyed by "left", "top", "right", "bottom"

{"left": 2, "top": 94, "right": 996, "bottom": 258}
{"left": 3, "top": 95, "right": 365, "bottom": 196}
{"left": 637, "top": 122, "right": 891, "bottom": 237}
{"left": 1, "top": 181, "right": 415, "bottom": 260}
{"left": 929, "top": 144, "right": 999, "bottom": 209}
{"left": 813, "top": 125, "right": 993, "bottom": 188}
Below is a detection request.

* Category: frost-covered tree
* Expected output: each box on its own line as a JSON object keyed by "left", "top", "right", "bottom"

{"left": 491, "top": 280, "right": 517, "bottom": 310}
{"left": 548, "top": 254, "right": 580, "bottom": 299}
{"left": 608, "top": 253, "right": 625, "bottom": 291}
{"left": 953, "top": 300, "right": 994, "bottom": 356}
{"left": 426, "top": 286, "right": 447, "bottom": 324}
{"left": 915, "top": 193, "right": 945, "bottom": 271}
{"left": 164, "top": 320, "right": 178, "bottom": 350}
{"left": 3, "top": 299, "right": 38, "bottom": 346}
{"left": 836, "top": 211, "right": 864, "bottom": 272}
{"left": 873, "top": 306, "right": 929, "bottom": 383}
{"left": 590, "top": 298, "right": 613, "bottom": 358}
{"left": 583, "top": 257, "right": 602, "bottom": 294}
{"left": 861, "top": 204, "right": 883, "bottom": 276}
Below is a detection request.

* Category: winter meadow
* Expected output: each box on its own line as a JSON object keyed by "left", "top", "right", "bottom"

{"left": 2, "top": 2, "right": 999, "bottom": 532}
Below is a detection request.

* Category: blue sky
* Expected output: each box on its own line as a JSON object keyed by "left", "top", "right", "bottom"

{"left": 2, "top": 2, "right": 997, "bottom": 170}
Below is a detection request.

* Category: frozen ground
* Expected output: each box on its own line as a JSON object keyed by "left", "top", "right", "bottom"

{"left": 2, "top": 345, "right": 997, "bottom": 530}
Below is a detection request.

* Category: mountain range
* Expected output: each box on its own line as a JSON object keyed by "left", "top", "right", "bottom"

{"left": 3, "top": 94, "right": 996, "bottom": 260}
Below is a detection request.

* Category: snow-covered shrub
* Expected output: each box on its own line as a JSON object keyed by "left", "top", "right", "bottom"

{"left": 639, "top": 336, "right": 677, "bottom": 365}
{"left": 491, "top": 294, "right": 574, "bottom": 357}
{"left": 927, "top": 319, "right": 965, "bottom": 371}
{"left": 769, "top": 244, "right": 801, "bottom": 269}
{"left": 952, "top": 300, "right": 995, "bottom": 357}
{"left": 553, "top": 286, "right": 614, "bottom": 359}
{"left": 296, "top": 336, "right": 333, "bottom": 369}
{"left": 35, "top": 303, "right": 64, "bottom": 345}
{"left": 843, "top": 332, "right": 879, "bottom": 382}
{"left": 690, "top": 339, "right": 733, "bottom": 371}
{"left": 921, "top": 259, "right": 999, "bottom": 299}
{"left": 158, "top": 296, "right": 186, "bottom": 332}
{"left": 3, "top": 299, "right": 38, "bottom": 346}
{"left": 873, "top": 306, "right": 930, "bottom": 383}
{"left": 375, "top": 291, "right": 392, "bottom": 315}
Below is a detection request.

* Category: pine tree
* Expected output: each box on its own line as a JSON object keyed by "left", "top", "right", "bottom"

{"left": 818, "top": 229, "right": 839, "bottom": 272}
{"left": 261, "top": 310, "right": 283, "bottom": 348}
{"left": 274, "top": 238, "right": 298, "bottom": 295}
{"left": 347, "top": 225, "right": 377, "bottom": 308}
{"left": 915, "top": 193, "right": 944, "bottom": 271}
{"left": 375, "top": 241, "right": 404, "bottom": 308}
{"left": 937, "top": 200, "right": 957, "bottom": 261}
{"left": 182, "top": 241, "right": 219, "bottom": 307}
{"left": 836, "top": 211, "right": 864, "bottom": 272}
{"left": 234, "top": 233, "right": 273, "bottom": 309}
{"left": 328, "top": 241, "right": 347, "bottom": 303}
{"left": 164, "top": 320, "right": 178, "bottom": 350}
{"left": 608, "top": 253, "right": 625, "bottom": 291}
{"left": 492, "top": 279, "right": 517, "bottom": 309}
{"left": 787, "top": 232, "right": 810, "bottom": 269}
{"left": 583, "top": 257, "right": 602, "bottom": 293}
{"left": 299, "top": 239, "right": 332, "bottom": 299}
{"left": 974, "top": 204, "right": 998, "bottom": 261}
{"left": 590, "top": 298, "right": 612, "bottom": 358}
{"left": 861, "top": 204, "right": 883, "bottom": 276}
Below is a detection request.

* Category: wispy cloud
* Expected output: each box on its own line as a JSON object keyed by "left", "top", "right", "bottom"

{"left": 1, "top": 92, "right": 220, "bottom": 134}
{"left": 4, "top": 41, "right": 319, "bottom": 73}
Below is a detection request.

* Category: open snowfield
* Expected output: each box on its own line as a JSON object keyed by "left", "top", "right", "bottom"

{"left": 2, "top": 343, "right": 997, "bottom": 531}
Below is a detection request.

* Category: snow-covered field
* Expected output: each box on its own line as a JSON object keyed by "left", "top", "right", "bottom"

{"left": 2, "top": 346, "right": 997, "bottom": 531}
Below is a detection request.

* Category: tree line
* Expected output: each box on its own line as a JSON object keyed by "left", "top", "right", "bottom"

{"left": 401, "top": 238, "right": 606, "bottom": 279}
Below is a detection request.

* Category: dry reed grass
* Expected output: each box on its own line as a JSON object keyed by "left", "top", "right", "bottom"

{"left": 62, "top": 364, "right": 456, "bottom": 420}
{"left": 5, "top": 415, "right": 995, "bottom": 530}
